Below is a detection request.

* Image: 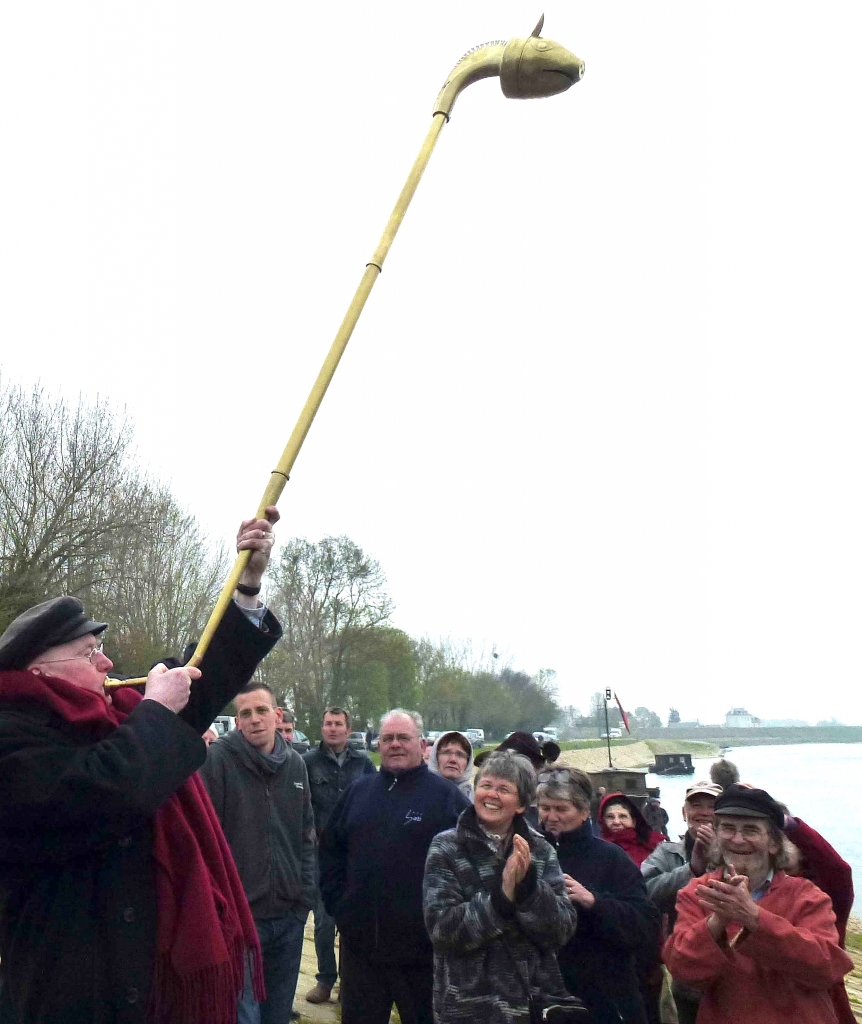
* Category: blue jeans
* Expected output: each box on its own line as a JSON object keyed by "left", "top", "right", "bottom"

{"left": 313, "top": 885, "right": 338, "bottom": 989}
{"left": 237, "top": 911, "right": 308, "bottom": 1024}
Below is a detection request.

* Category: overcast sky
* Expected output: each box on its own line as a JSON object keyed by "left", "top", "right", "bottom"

{"left": 2, "top": 3, "right": 860, "bottom": 726}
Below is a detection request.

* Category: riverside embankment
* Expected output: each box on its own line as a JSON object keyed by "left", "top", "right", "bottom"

{"left": 556, "top": 738, "right": 719, "bottom": 773}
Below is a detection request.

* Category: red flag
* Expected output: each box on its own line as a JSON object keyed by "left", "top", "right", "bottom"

{"left": 614, "top": 692, "right": 631, "bottom": 734}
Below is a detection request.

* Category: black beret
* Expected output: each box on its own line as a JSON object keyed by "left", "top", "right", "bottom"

{"left": 714, "top": 784, "right": 784, "bottom": 830}
{"left": 0, "top": 596, "right": 108, "bottom": 671}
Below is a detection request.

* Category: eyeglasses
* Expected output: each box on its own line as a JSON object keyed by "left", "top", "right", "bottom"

{"left": 716, "top": 821, "right": 768, "bottom": 840}
{"left": 39, "top": 643, "right": 105, "bottom": 665}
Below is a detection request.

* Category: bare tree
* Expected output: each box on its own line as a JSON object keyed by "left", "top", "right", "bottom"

{"left": 0, "top": 379, "right": 145, "bottom": 623}
{"left": 99, "top": 490, "right": 229, "bottom": 673}
{"left": 262, "top": 536, "right": 393, "bottom": 726}
{"left": 0, "top": 377, "right": 229, "bottom": 672}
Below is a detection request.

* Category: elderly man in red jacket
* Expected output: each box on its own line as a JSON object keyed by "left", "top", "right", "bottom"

{"left": 664, "top": 784, "right": 852, "bottom": 1024}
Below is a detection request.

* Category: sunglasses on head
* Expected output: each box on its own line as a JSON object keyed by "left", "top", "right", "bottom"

{"left": 538, "top": 767, "right": 591, "bottom": 796}
{"left": 538, "top": 768, "right": 575, "bottom": 785}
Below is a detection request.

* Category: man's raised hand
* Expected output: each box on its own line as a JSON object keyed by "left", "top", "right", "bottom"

{"left": 144, "top": 663, "right": 202, "bottom": 714}
{"left": 236, "top": 506, "right": 280, "bottom": 589}
{"left": 690, "top": 822, "right": 715, "bottom": 875}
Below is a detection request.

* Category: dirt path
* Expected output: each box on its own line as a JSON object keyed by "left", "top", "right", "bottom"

{"left": 293, "top": 871, "right": 862, "bottom": 1024}
{"left": 846, "top": 918, "right": 862, "bottom": 1022}
{"left": 295, "top": 919, "right": 339, "bottom": 1023}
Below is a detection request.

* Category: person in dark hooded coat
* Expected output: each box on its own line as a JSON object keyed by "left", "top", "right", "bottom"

{"left": 538, "top": 767, "right": 658, "bottom": 1024}
{"left": 597, "top": 792, "right": 666, "bottom": 1024}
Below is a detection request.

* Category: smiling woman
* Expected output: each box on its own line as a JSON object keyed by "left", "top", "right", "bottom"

{"left": 423, "top": 751, "right": 582, "bottom": 1023}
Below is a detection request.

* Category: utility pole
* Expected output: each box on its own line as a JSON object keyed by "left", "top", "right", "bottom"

{"left": 604, "top": 688, "right": 613, "bottom": 769}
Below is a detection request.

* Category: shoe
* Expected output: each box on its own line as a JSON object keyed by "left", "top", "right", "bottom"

{"left": 305, "top": 984, "right": 332, "bottom": 1004}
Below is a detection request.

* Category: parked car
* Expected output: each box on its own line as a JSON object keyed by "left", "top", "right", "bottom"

{"left": 464, "top": 728, "right": 485, "bottom": 749}
{"left": 425, "top": 730, "right": 443, "bottom": 745}
{"left": 212, "top": 715, "right": 234, "bottom": 736}
{"left": 290, "top": 728, "right": 311, "bottom": 754}
{"left": 348, "top": 731, "right": 367, "bottom": 750}
{"left": 600, "top": 728, "right": 623, "bottom": 739}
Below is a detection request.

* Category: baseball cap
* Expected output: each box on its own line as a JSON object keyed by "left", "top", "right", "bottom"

{"left": 685, "top": 781, "right": 722, "bottom": 801}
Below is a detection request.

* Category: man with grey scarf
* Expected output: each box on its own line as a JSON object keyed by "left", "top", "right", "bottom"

{"left": 201, "top": 682, "right": 316, "bottom": 1024}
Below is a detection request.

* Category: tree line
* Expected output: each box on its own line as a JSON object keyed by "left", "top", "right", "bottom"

{"left": 0, "top": 377, "right": 560, "bottom": 737}
{"left": 255, "top": 534, "right": 560, "bottom": 738}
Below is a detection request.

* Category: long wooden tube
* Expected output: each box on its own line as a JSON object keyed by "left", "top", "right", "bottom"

{"left": 105, "top": 115, "right": 448, "bottom": 689}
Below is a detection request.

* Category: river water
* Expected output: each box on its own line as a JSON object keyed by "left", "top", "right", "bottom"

{"left": 647, "top": 743, "right": 862, "bottom": 913}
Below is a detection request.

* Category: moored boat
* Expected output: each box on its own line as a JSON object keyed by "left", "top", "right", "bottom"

{"left": 647, "top": 752, "right": 695, "bottom": 776}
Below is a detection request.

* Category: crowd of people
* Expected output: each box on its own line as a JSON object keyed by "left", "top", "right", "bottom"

{"left": 0, "top": 518, "right": 856, "bottom": 1024}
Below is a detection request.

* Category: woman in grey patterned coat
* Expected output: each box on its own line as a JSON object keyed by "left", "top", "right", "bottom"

{"left": 423, "top": 751, "right": 577, "bottom": 1024}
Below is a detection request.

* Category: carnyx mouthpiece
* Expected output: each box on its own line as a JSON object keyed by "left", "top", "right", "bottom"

{"left": 434, "top": 15, "right": 584, "bottom": 119}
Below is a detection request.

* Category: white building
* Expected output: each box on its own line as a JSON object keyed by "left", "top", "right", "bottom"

{"left": 725, "top": 707, "right": 761, "bottom": 728}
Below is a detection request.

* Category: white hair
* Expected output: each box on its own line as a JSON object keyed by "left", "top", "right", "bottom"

{"left": 380, "top": 707, "right": 424, "bottom": 736}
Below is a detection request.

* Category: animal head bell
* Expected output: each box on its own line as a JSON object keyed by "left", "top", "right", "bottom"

{"left": 501, "top": 15, "right": 585, "bottom": 99}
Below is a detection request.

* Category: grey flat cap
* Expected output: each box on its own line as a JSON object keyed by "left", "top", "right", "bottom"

{"left": 0, "top": 596, "right": 107, "bottom": 671}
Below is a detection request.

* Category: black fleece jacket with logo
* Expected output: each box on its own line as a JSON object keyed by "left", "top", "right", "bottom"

{"left": 319, "top": 762, "right": 469, "bottom": 963}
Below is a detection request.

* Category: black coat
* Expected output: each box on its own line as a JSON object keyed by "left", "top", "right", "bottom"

{"left": 542, "top": 821, "right": 659, "bottom": 1024}
{"left": 201, "top": 730, "right": 317, "bottom": 919}
{"left": 0, "top": 601, "right": 281, "bottom": 1024}
{"left": 319, "top": 762, "right": 469, "bottom": 964}
{"left": 302, "top": 742, "right": 376, "bottom": 836}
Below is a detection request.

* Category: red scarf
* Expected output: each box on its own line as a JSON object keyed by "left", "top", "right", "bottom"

{"left": 0, "top": 670, "right": 264, "bottom": 1024}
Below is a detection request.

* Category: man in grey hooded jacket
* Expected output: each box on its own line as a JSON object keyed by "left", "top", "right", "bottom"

{"left": 428, "top": 731, "right": 475, "bottom": 798}
{"left": 201, "top": 683, "right": 316, "bottom": 1024}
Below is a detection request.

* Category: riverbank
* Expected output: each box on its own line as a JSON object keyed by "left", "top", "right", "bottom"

{"left": 623, "top": 725, "right": 862, "bottom": 747}
{"left": 845, "top": 919, "right": 861, "bottom": 1022}
{"left": 556, "top": 738, "right": 719, "bottom": 772}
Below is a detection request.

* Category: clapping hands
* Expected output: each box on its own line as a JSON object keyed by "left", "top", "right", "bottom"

{"left": 697, "top": 864, "right": 760, "bottom": 937}
{"left": 502, "top": 834, "right": 532, "bottom": 901}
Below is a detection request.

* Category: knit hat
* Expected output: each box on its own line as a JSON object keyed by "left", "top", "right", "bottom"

{"left": 685, "top": 781, "right": 723, "bottom": 801}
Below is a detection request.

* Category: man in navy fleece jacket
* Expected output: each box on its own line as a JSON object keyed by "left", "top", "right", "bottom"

{"left": 319, "top": 708, "right": 469, "bottom": 1024}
